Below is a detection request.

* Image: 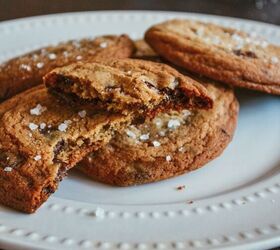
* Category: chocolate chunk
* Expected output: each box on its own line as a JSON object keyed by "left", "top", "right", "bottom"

{"left": 53, "top": 140, "right": 66, "bottom": 163}
{"left": 233, "top": 50, "right": 258, "bottom": 58}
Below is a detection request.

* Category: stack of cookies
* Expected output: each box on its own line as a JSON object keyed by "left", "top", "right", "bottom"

{"left": 0, "top": 19, "right": 278, "bottom": 213}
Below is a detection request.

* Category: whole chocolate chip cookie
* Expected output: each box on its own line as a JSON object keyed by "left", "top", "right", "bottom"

{"left": 145, "top": 19, "right": 280, "bottom": 95}
{"left": 0, "top": 35, "right": 135, "bottom": 101}
{"left": 79, "top": 80, "right": 239, "bottom": 186}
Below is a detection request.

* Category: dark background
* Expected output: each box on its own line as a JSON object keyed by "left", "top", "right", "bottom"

{"left": 0, "top": 1, "right": 279, "bottom": 250}
{"left": 0, "top": 0, "right": 279, "bottom": 25}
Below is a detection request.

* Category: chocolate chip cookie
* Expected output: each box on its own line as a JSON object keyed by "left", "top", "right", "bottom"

{"left": 0, "top": 35, "right": 134, "bottom": 101}
{"left": 0, "top": 86, "right": 131, "bottom": 213}
{"left": 44, "top": 58, "right": 213, "bottom": 115}
{"left": 145, "top": 19, "right": 280, "bottom": 95}
{"left": 78, "top": 81, "right": 238, "bottom": 186}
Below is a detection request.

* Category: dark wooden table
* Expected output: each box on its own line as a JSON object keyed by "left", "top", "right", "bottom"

{"left": 0, "top": 0, "right": 279, "bottom": 24}
{"left": 0, "top": 1, "right": 279, "bottom": 250}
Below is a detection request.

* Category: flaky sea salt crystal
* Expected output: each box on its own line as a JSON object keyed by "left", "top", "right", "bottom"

{"left": 168, "top": 119, "right": 181, "bottom": 129}
{"left": 48, "top": 53, "right": 57, "bottom": 60}
{"left": 36, "top": 62, "right": 44, "bottom": 69}
{"left": 34, "top": 155, "right": 41, "bottom": 161}
{"left": 126, "top": 130, "right": 136, "bottom": 139}
{"left": 271, "top": 56, "right": 279, "bottom": 64}
{"left": 78, "top": 110, "right": 87, "bottom": 118}
{"left": 178, "top": 146, "right": 185, "bottom": 152}
{"left": 4, "top": 167, "right": 12, "bottom": 172}
{"left": 139, "top": 133, "right": 149, "bottom": 141}
{"left": 76, "top": 55, "right": 83, "bottom": 60}
{"left": 99, "top": 42, "right": 108, "bottom": 48}
{"left": 39, "top": 123, "right": 46, "bottom": 129}
{"left": 30, "top": 104, "right": 47, "bottom": 116}
{"left": 20, "top": 64, "right": 31, "bottom": 71}
{"left": 58, "top": 123, "right": 68, "bottom": 132}
{"left": 159, "top": 131, "right": 166, "bottom": 137}
{"left": 152, "top": 140, "right": 161, "bottom": 147}
{"left": 29, "top": 123, "right": 38, "bottom": 131}
{"left": 153, "top": 118, "right": 162, "bottom": 128}
{"left": 182, "top": 110, "right": 191, "bottom": 118}
{"left": 166, "top": 155, "right": 172, "bottom": 161}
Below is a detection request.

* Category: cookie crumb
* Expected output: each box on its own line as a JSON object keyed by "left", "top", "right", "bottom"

{"left": 168, "top": 119, "right": 181, "bottom": 129}
{"left": 29, "top": 123, "right": 38, "bottom": 131}
{"left": 152, "top": 140, "right": 161, "bottom": 147}
{"left": 187, "top": 200, "right": 193, "bottom": 204}
{"left": 36, "top": 62, "right": 44, "bottom": 69}
{"left": 28, "top": 132, "right": 33, "bottom": 138}
{"left": 30, "top": 104, "right": 47, "bottom": 116}
{"left": 3, "top": 167, "right": 12, "bottom": 172}
{"left": 78, "top": 110, "right": 87, "bottom": 118}
{"left": 100, "top": 42, "right": 108, "bottom": 48}
{"left": 139, "top": 133, "right": 149, "bottom": 141}
{"left": 48, "top": 53, "right": 57, "bottom": 60}
{"left": 126, "top": 130, "right": 137, "bottom": 139}
{"left": 34, "top": 155, "right": 42, "bottom": 161}
{"left": 176, "top": 185, "right": 185, "bottom": 190}
{"left": 166, "top": 155, "right": 172, "bottom": 161}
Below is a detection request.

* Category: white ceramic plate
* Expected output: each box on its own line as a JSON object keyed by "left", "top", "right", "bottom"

{"left": 0, "top": 11, "right": 280, "bottom": 250}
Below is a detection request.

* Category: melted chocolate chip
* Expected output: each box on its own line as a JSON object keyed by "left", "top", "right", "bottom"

{"left": 53, "top": 140, "right": 67, "bottom": 163}
{"left": 233, "top": 49, "right": 257, "bottom": 58}
{"left": 56, "top": 164, "right": 68, "bottom": 182}
{"left": 56, "top": 75, "right": 74, "bottom": 85}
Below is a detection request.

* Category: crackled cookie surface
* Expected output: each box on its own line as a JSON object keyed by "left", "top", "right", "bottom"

{"left": 0, "top": 86, "right": 130, "bottom": 213}
{"left": 45, "top": 58, "right": 213, "bottom": 115}
{"left": 79, "top": 81, "right": 239, "bottom": 186}
{"left": 0, "top": 35, "right": 134, "bottom": 101}
{"left": 145, "top": 19, "right": 280, "bottom": 95}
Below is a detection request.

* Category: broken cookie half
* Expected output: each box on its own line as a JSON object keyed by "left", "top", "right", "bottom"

{"left": 0, "top": 86, "right": 131, "bottom": 213}
{"left": 44, "top": 58, "right": 213, "bottom": 116}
